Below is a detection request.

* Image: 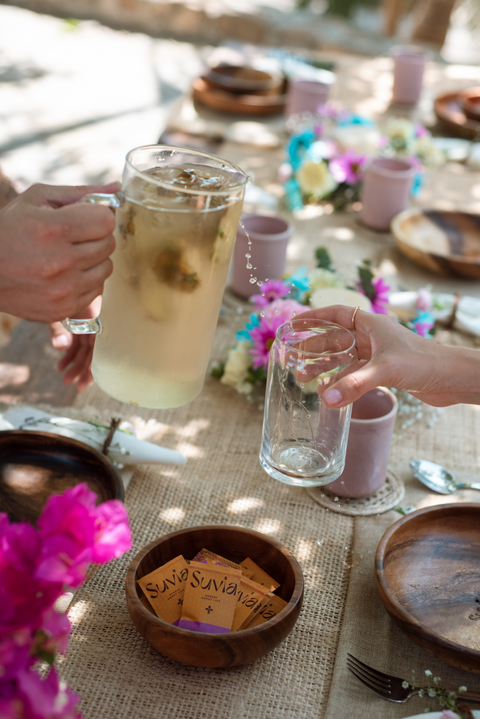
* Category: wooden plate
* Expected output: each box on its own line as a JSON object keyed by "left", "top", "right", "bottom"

{"left": 375, "top": 503, "right": 480, "bottom": 674}
{"left": 391, "top": 208, "right": 480, "bottom": 278}
{"left": 434, "top": 90, "right": 480, "bottom": 139}
{"left": 459, "top": 87, "right": 480, "bottom": 122}
{"left": 192, "top": 77, "right": 287, "bottom": 116}
{"left": 0, "top": 430, "right": 124, "bottom": 524}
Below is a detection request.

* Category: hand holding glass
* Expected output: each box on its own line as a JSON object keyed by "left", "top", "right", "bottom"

{"left": 259, "top": 319, "right": 357, "bottom": 487}
{"left": 63, "top": 145, "right": 247, "bottom": 409}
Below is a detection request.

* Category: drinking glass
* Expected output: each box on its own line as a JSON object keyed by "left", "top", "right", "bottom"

{"left": 259, "top": 318, "right": 357, "bottom": 487}
{"left": 63, "top": 145, "right": 247, "bottom": 409}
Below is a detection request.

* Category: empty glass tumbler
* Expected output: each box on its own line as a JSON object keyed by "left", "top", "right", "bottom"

{"left": 259, "top": 318, "right": 357, "bottom": 487}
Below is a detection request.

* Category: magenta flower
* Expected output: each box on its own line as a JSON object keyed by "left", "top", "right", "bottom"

{"left": 0, "top": 485, "right": 131, "bottom": 719}
{"left": 329, "top": 150, "right": 367, "bottom": 185}
{"left": 415, "top": 123, "right": 429, "bottom": 138}
{"left": 251, "top": 279, "right": 290, "bottom": 309}
{"left": 370, "top": 277, "right": 390, "bottom": 314}
{"left": 250, "top": 299, "right": 304, "bottom": 370}
{"left": 92, "top": 500, "right": 132, "bottom": 563}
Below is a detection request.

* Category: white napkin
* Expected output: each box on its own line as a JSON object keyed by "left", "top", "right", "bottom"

{"left": 388, "top": 292, "right": 480, "bottom": 337}
{"left": 0, "top": 406, "right": 187, "bottom": 469}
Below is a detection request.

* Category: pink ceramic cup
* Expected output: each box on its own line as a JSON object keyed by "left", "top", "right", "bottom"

{"left": 231, "top": 214, "right": 292, "bottom": 299}
{"left": 323, "top": 387, "right": 398, "bottom": 498}
{"left": 359, "top": 156, "right": 415, "bottom": 232}
{"left": 285, "top": 79, "right": 330, "bottom": 120}
{"left": 391, "top": 45, "right": 428, "bottom": 105}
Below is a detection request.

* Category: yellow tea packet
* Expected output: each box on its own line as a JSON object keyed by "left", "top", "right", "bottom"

{"left": 239, "top": 557, "right": 280, "bottom": 592}
{"left": 243, "top": 592, "right": 288, "bottom": 629}
{"left": 231, "top": 577, "right": 271, "bottom": 632}
{"left": 137, "top": 554, "right": 189, "bottom": 625}
{"left": 178, "top": 561, "right": 242, "bottom": 633}
{"left": 193, "top": 547, "right": 253, "bottom": 578}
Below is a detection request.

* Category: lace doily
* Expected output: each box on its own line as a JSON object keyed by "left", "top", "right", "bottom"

{"left": 306, "top": 469, "right": 405, "bottom": 516}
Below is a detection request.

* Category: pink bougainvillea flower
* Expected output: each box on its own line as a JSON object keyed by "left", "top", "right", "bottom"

{"left": 18, "top": 665, "right": 81, "bottom": 719}
{"left": 250, "top": 299, "right": 304, "bottom": 370}
{"left": 91, "top": 500, "right": 132, "bottom": 563}
{"left": 329, "top": 149, "right": 367, "bottom": 185}
{"left": 251, "top": 279, "right": 290, "bottom": 309}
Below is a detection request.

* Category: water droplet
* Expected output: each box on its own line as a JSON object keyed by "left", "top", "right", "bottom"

{"left": 245, "top": 253, "right": 251, "bottom": 259}
{"left": 334, "top": 496, "right": 339, "bottom": 502}
{"left": 259, "top": 311, "right": 265, "bottom": 317}
{"left": 317, "top": 539, "right": 323, "bottom": 547}
{"left": 246, "top": 262, "right": 252, "bottom": 269}
{"left": 292, "top": 312, "right": 296, "bottom": 317}
{"left": 257, "top": 281, "right": 262, "bottom": 287}
{"left": 299, "top": 383, "right": 304, "bottom": 389}
{"left": 249, "top": 277, "right": 257, "bottom": 284}
{"left": 275, "top": 307, "right": 279, "bottom": 314}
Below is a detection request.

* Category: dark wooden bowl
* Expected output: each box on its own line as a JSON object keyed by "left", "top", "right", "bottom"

{"left": 125, "top": 525, "right": 304, "bottom": 667}
{"left": 0, "top": 430, "right": 124, "bottom": 524}
{"left": 375, "top": 503, "right": 480, "bottom": 674}
{"left": 203, "top": 64, "right": 284, "bottom": 96}
{"left": 391, "top": 208, "right": 480, "bottom": 278}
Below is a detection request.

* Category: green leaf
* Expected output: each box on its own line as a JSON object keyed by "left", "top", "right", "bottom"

{"left": 315, "top": 247, "right": 335, "bottom": 270}
{"left": 357, "top": 262, "right": 375, "bottom": 300}
{"left": 210, "top": 362, "right": 225, "bottom": 379}
{"left": 36, "top": 649, "right": 56, "bottom": 666}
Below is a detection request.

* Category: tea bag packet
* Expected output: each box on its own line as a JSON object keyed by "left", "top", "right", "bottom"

{"left": 193, "top": 548, "right": 254, "bottom": 578}
{"left": 243, "top": 592, "right": 288, "bottom": 629}
{"left": 231, "top": 577, "right": 271, "bottom": 632}
{"left": 178, "top": 561, "right": 242, "bottom": 633}
{"left": 240, "top": 558, "right": 280, "bottom": 592}
{"left": 137, "top": 555, "right": 189, "bottom": 625}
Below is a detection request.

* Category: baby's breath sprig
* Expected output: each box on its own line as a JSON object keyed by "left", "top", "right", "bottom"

{"left": 408, "top": 670, "right": 469, "bottom": 718}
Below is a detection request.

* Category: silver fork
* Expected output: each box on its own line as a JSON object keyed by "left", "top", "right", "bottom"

{"left": 347, "top": 654, "right": 480, "bottom": 704}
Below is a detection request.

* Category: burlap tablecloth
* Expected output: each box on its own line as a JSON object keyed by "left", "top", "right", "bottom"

{"left": 6, "top": 298, "right": 464, "bottom": 718}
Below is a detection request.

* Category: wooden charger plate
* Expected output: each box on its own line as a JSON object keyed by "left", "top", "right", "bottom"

{"left": 434, "top": 91, "right": 480, "bottom": 139}
{"left": 0, "top": 430, "right": 124, "bottom": 524}
{"left": 375, "top": 503, "right": 480, "bottom": 674}
{"left": 192, "top": 77, "right": 287, "bottom": 116}
{"left": 391, "top": 208, "right": 480, "bottom": 278}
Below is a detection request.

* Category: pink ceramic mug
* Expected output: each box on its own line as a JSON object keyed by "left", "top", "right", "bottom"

{"left": 231, "top": 214, "right": 292, "bottom": 298}
{"left": 359, "top": 156, "right": 415, "bottom": 232}
{"left": 285, "top": 79, "right": 330, "bottom": 120}
{"left": 391, "top": 45, "right": 428, "bottom": 105}
{"left": 323, "top": 387, "right": 398, "bottom": 498}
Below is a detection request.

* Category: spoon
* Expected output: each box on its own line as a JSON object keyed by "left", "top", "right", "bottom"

{"left": 410, "top": 459, "right": 480, "bottom": 495}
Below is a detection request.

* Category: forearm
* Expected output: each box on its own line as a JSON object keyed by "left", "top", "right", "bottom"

{"left": 418, "top": 344, "right": 480, "bottom": 407}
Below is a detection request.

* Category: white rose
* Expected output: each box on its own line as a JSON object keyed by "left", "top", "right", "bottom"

{"left": 384, "top": 117, "right": 415, "bottom": 142}
{"left": 220, "top": 341, "right": 253, "bottom": 395}
{"left": 297, "top": 160, "right": 337, "bottom": 198}
{"left": 308, "top": 268, "right": 344, "bottom": 293}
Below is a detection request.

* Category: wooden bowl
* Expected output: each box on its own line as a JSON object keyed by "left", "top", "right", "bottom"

{"left": 459, "top": 87, "right": 480, "bottom": 122}
{"left": 375, "top": 503, "right": 480, "bottom": 674}
{"left": 203, "top": 64, "right": 284, "bottom": 96}
{"left": 125, "top": 525, "right": 304, "bottom": 667}
{"left": 0, "top": 430, "right": 124, "bottom": 524}
{"left": 391, "top": 208, "right": 480, "bottom": 278}
{"left": 192, "top": 77, "right": 287, "bottom": 117}
{"left": 434, "top": 91, "right": 480, "bottom": 139}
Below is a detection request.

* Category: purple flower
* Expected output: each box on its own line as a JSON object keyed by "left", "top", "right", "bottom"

{"left": 251, "top": 279, "right": 290, "bottom": 309}
{"left": 411, "top": 311, "right": 435, "bottom": 337}
{"left": 370, "top": 277, "right": 390, "bottom": 314}
{"left": 358, "top": 276, "right": 390, "bottom": 315}
{"left": 250, "top": 299, "right": 304, "bottom": 370}
{"left": 415, "top": 123, "right": 429, "bottom": 138}
{"left": 329, "top": 150, "right": 367, "bottom": 185}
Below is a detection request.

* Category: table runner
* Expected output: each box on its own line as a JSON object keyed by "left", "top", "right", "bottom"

{"left": 46, "top": 309, "right": 353, "bottom": 719}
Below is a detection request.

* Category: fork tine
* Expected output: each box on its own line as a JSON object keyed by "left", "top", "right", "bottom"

{"left": 347, "top": 664, "right": 392, "bottom": 700}
{"left": 346, "top": 658, "right": 390, "bottom": 692}
{"left": 347, "top": 654, "right": 400, "bottom": 684}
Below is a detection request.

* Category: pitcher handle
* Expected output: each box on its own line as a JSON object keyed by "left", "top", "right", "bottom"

{"left": 61, "top": 191, "right": 124, "bottom": 335}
